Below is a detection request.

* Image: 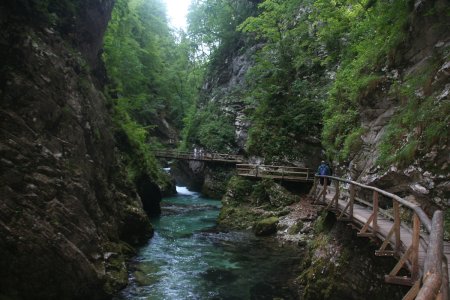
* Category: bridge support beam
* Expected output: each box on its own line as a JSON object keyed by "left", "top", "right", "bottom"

{"left": 385, "top": 213, "right": 421, "bottom": 286}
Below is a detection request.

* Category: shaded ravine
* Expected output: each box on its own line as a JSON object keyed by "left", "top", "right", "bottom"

{"left": 115, "top": 187, "right": 303, "bottom": 299}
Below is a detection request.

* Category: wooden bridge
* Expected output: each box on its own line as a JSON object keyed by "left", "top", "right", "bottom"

{"left": 154, "top": 149, "right": 244, "bottom": 163}
{"left": 236, "top": 164, "right": 314, "bottom": 182}
{"left": 310, "top": 175, "right": 449, "bottom": 300}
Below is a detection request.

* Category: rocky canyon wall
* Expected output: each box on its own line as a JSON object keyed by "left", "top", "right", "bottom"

{"left": 345, "top": 0, "right": 449, "bottom": 215}
{"left": 0, "top": 1, "right": 154, "bottom": 299}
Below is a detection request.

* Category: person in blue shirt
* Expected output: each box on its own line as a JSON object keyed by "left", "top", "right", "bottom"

{"left": 317, "top": 161, "right": 332, "bottom": 185}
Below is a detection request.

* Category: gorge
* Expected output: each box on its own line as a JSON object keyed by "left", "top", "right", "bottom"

{"left": 0, "top": 0, "right": 449, "bottom": 299}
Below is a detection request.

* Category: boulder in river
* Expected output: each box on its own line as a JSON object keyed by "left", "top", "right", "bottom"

{"left": 253, "top": 217, "right": 279, "bottom": 236}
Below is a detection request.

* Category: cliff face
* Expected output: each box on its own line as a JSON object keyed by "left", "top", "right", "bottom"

{"left": 346, "top": 0, "right": 450, "bottom": 214}
{"left": 172, "top": 39, "right": 259, "bottom": 194}
{"left": 200, "top": 41, "right": 259, "bottom": 153}
{"left": 0, "top": 1, "right": 153, "bottom": 299}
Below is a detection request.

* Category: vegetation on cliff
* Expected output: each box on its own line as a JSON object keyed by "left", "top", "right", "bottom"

{"left": 184, "top": 0, "right": 449, "bottom": 171}
{"left": 180, "top": 0, "right": 258, "bottom": 152}
{"left": 103, "top": 0, "right": 203, "bottom": 190}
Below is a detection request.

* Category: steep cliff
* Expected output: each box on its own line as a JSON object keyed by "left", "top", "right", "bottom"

{"left": 0, "top": 1, "right": 155, "bottom": 299}
{"left": 343, "top": 0, "right": 449, "bottom": 218}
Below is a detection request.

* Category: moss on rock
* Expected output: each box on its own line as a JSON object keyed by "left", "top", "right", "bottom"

{"left": 253, "top": 216, "right": 279, "bottom": 236}
{"left": 287, "top": 220, "right": 304, "bottom": 235}
{"left": 218, "top": 204, "right": 263, "bottom": 229}
{"left": 218, "top": 176, "right": 298, "bottom": 231}
{"left": 298, "top": 214, "right": 408, "bottom": 299}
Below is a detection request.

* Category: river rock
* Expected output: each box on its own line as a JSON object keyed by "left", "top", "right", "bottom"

{"left": 253, "top": 217, "right": 279, "bottom": 236}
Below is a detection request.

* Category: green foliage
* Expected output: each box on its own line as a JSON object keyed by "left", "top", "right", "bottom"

{"left": 113, "top": 103, "right": 167, "bottom": 186}
{"left": 197, "top": 116, "right": 235, "bottom": 152}
{"left": 251, "top": 180, "right": 270, "bottom": 204}
{"left": 187, "top": 0, "right": 256, "bottom": 61}
{"left": 377, "top": 59, "right": 450, "bottom": 167}
{"left": 104, "top": 0, "right": 203, "bottom": 129}
{"left": 179, "top": 0, "right": 257, "bottom": 152}
{"left": 313, "top": 211, "right": 332, "bottom": 234}
{"left": 225, "top": 176, "right": 254, "bottom": 202}
{"left": 238, "top": 0, "right": 325, "bottom": 161}
{"left": 340, "top": 127, "right": 364, "bottom": 160}
{"left": 320, "top": 0, "right": 410, "bottom": 160}
{"left": 103, "top": 0, "right": 204, "bottom": 189}
{"left": 445, "top": 209, "right": 450, "bottom": 240}
{"left": 181, "top": 101, "right": 236, "bottom": 152}
{"left": 31, "top": 0, "right": 78, "bottom": 28}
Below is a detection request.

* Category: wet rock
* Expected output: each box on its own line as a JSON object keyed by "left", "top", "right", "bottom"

{"left": 410, "top": 183, "right": 429, "bottom": 194}
{"left": 253, "top": 217, "right": 279, "bottom": 236}
{"left": 136, "top": 174, "right": 162, "bottom": 217}
{"left": 299, "top": 215, "right": 408, "bottom": 299}
{"left": 201, "top": 268, "right": 238, "bottom": 283}
{"left": 250, "top": 282, "right": 276, "bottom": 300}
{"left": 287, "top": 221, "right": 304, "bottom": 235}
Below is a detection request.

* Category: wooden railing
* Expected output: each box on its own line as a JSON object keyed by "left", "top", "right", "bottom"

{"left": 310, "top": 175, "right": 448, "bottom": 300}
{"left": 236, "top": 164, "right": 314, "bottom": 182}
{"left": 154, "top": 149, "right": 244, "bottom": 163}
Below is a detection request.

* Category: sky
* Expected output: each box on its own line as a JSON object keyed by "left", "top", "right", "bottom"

{"left": 164, "top": 0, "right": 192, "bottom": 31}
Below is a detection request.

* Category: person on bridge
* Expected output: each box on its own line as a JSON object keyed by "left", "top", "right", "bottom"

{"left": 317, "top": 161, "right": 332, "bottom": 185}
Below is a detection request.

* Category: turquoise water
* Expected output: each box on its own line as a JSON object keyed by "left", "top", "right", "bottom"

{"left": 116, "top": 187, "right": 302, "bottom": 299}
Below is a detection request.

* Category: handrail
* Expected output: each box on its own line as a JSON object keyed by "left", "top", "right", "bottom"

{"left": 316, "top": 175, "right": 432, "bottom": 232}
{"left": 153, "top": 149, "right": 244, "bottom": 162}
{"left": 236, "top": 164, "right": 314, "bottom": 182}
{"left": 237, "top": 163, "right": 312, "bottom": 170}
{"left": 416, "top": 211, "right": 444, "bottom": 300}
{"left": 312, "top": 174, "right": 446, "bottom": 299}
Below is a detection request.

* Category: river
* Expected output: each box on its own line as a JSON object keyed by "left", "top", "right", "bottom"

{"left": 115, "top": 186, "right": 302, "bottom": 299}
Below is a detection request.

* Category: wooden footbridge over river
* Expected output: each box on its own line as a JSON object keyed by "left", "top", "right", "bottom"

{"left": 154, "top": 149, "right": 244, "bottom": 163}
{"left": 155, "top": 150, "right": 314, "bottom": 182}
{"left": 155, "top": 149, "right": 449, "bottom": 299}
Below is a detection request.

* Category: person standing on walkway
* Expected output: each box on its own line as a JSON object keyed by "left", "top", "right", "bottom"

{"left": 317, "top": 161, "right": 331, "bottom": 185}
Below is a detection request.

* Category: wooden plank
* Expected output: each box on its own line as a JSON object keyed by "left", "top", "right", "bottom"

{"left": 411, "top": 214, "right": 420, "bottom": 281}
{"left": 385, "top": 275, "right": 414, "bottom": 286}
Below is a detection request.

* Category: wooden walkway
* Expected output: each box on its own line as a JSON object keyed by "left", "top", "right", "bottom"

{"left": 154, "top": 149, "right": 244, "bottom": 163}
{"left": 236, "top": 164, "right": 314, "bottom": 182}
{"left": 311, "top": 176, "right": 449, "bottom": 300}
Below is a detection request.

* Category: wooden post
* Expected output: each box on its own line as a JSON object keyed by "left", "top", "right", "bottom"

{"left": 256, "top": 165, "right": 259, "bottom": 177}
{"left": 309, "top": 177, "right": 318, "bottom": 200}
{"left": 334, "top": 181, "right": 340, "bottom": 210}
{"left": 349, "top": 184, "right": 355, "bottom": 220}
{"left": 373, "top": 191, "right": 379, "bottom": 235}
{"left": 322, "top": 177, "right": 328, "bottom": 203}
{"left": 393, "top": 201, "right": 401, "bottom": 252}
{"left": 411, "top": 213, "right": 420, "bottom": 281}
{"left": 416, "top": 211, "right": 444, "bottom": 300}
